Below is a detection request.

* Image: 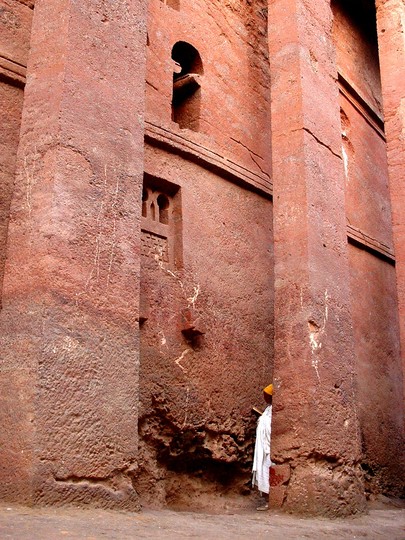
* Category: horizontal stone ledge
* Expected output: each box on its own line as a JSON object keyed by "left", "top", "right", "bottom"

{"left": 15, "top": 0, "right": 35, "bottom": 8}
{"left": 338, "top": 73, "right": 385, "bottom": 140}
{"left": 144, "top": 121, "right": 273, "bottom": 199}
{"left": 0, "top": 54, "right": 26, "bottom": 87}
{"left": 347, "top": 223, "right": 395, "bottom": 263}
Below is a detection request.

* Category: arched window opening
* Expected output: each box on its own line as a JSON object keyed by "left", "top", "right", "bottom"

{"left": 140, "top": 174, "right": 183, "bottom": 270}
{"left": 157, "top": 194, "right": 170, "bottom": 224}
{"left": 171, "top": 42, "right": 203, "bottom": 131}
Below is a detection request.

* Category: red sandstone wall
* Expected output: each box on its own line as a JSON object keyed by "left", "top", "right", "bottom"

{"left": 376, "top": 0, "right": 405, "bottom": 433}
{"left": 0, "top": 0, "right": 148, "bottom": 508}
{"left": 137, "top": 0, "right": 273, "bottom": 509}
{"left": 138, "top": 147, "right": 273, "bottom": 508}
{"left": 145, "top": 0, "right": 271, "bottom": 186}
{"left": 333, "top": 0, "right": 404, "bottom": 496}
{"left": 0, "top": 0, "right": 33, "bottom": 501}
{"left": 0, "top": 0, "right": 33, "bottom": 302}
{"left": 348, "top": 246, "right": 403, "bottom": 494}
{"left": 1, "top": 0, "right": 403, "bottom": 513}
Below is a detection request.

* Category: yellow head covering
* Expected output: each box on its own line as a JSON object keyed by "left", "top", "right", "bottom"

{"left": 263, "top": 383, "right": 273, "bottom": 396}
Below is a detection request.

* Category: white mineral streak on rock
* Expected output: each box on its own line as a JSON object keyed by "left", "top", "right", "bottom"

{"left": 308, "top": 290, "right": 329, "bottom": 381}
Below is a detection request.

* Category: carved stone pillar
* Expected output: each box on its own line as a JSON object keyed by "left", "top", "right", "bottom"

{"left": 0, "top": 0, "right": 147, "bottom": 508}
{"left": 268, "top": 0, "right": 365, "bottom": 515}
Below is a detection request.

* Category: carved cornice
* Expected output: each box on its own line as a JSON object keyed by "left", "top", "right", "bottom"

{"left": 145, "top": 122, "right": 394, "bottom": 263}
{"left": 338, "top": 73, "right": 385, "bottom": 140}
{"left": 12, "top": 0, "right": 34, "bottom": 9}
{"left": 347, "top": 223, "right": 395, "bottom": 263}
{"left": 0, "top": 54, "right": 26, "bottom": 87}
{"left": 144, "top": 120, "right": 273, "bottom": 198}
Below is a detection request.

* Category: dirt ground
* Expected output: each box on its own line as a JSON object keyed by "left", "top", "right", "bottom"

{"left": 0, "top": 500, "right": 405, "bottom": 540}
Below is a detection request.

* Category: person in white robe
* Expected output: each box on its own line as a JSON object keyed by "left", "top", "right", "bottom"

{"left": 252, "top": 383, "right": 273, "bottom": 511}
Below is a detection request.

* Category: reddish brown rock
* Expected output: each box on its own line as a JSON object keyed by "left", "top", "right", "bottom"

{"left": 0, "top": 0, "right": 34, "bottom": 502}
{"left": 135, "top": 0, "right": 274, "bottom": 509}
{"left": 270, "top": 464, "right": 291, "bottom": 509}
{"left": 0, "top": 0, "right": 34, "bottom": 301}
{"left": 269, "top": 0, "right": 366, "bottom": 517}
{"left": 0, "top": 0, "right": 404, "bottom": 517}
{"left": 334, "top": 0, "right": 404, "bottom": 497}
{"left": 376, "top": 0, "right": 405, "bottom": 440}
{"left": 137, "top": 148, "right": 273, "bottom": 508}
{"left": 0, "top": 0, "right": 148, "bottom": 508}
{"left": 271, "top": 464, "right": 291, "bottom": 488}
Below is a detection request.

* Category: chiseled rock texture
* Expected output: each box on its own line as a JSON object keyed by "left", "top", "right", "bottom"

{"left": 334, "top": 0, "right": 404, "bottom": 499}
{"left": 0, "top": 0, "right": 33, "bottom": 302}
{"left": 0, "top": 0, "right": 148, "bottom": 509}
{"left": 0, "top": 0, "right": 403, "bottom": 516}
{"left": 137, "top": 0, "right": 273, "bottom": 509}
{"left": 269, "top": 0, "right": 366, "bottom": 517}
{"left": 376, "top": 1, "right": 405, "bottom": 491}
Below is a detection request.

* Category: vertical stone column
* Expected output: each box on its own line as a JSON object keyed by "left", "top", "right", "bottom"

{"left": 376, "top": 0, "right": 405, "bottom": 405}
{"left": 268, "top": 0, "right": 365, "bottom": 515}
{"left": 0, "top": 0, "right": 147, "bottom": 508}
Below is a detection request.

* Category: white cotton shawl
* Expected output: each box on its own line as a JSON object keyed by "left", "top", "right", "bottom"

{"left": 252, "top": 405, "right": 272, "bottom": 495}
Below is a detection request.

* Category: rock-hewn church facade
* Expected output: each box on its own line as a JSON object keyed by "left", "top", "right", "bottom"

{"left": 0, "top": 0, "right": 404, "bottom": 516}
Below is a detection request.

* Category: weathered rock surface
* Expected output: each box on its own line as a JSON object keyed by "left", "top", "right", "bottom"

{"left": 0, "top": 0, "right": 403, "bottom": 516}
{"left": 0, "top": 0, "right": 148, "bottom": 508}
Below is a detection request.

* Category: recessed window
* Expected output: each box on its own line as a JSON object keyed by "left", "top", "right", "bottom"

{"left": 171, "top": 42, "right": 203, "bottom": 131}
{"left": 140, "top": 175, "right": 183, "bottom": 270}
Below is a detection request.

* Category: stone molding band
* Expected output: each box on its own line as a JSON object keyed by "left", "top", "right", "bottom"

{"left": 347, "top": 224, "right": 395, "bottom": 263}
{"left": 145, "top": 120, "right": 273, "bottom": 198}
{"left": 338, "top": 73, "right": 385, "bottom": 140}
{"left": 0, "top": 54, "right": 26, "bottom": 87}
{"left": 145, "top": 120, "right": 395, "bottom": 264}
